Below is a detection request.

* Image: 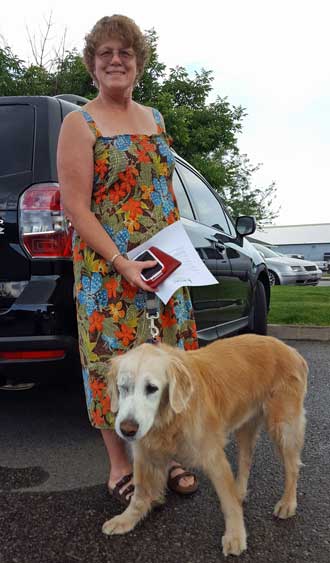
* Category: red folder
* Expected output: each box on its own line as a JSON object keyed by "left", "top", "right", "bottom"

{"left": 146, "top": 246, "right": 182, "bottom": 289}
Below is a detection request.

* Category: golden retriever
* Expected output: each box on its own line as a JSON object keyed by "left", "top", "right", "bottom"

{"left": 102, "top": 334, "right": 307, "bottom": 556}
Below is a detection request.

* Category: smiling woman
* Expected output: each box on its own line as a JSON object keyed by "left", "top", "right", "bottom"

{"left": 83, "top": 15, "right": 149, "bottom": 87}
{"left": 56, "top": 13, "right": 198, "bottom": 506}
{"left": 92, "top": 37, "right": 138, "bottom": 95}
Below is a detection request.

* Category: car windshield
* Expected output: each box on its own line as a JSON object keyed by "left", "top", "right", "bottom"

{"left": 253, "top": 244, "right": 281, "bottom": 258}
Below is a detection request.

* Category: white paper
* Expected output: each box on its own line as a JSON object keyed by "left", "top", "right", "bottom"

{"left": 126, "top": 221, "right": 218, "bottom": 304}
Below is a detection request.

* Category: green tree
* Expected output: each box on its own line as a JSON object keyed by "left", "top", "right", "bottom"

{"left": 52, "top": 49, "right": 96, "bottom": 98}
{"left": 134, "top": 29, "right": 166, "bottom": 103}
{"left": 18, "top": 64, "right": 52, "bottom": 96}
{"left": 0, "top": 46, "right": 25, "bottom": 95}
{"left": 218, "top": 152, "right": 278, "bottom": 224}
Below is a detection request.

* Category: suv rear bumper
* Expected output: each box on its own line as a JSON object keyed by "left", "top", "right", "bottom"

{"left": 0, "top": 335, "right": 80, "bottom": 382}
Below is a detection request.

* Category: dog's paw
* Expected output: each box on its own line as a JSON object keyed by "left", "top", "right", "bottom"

{"left": 273, "top": 499, "right": 297, "bottom": 519}
{"left": 222, "top": 529, "right": 247, "bottom": 557}
{"left": 102, "top": 514, "right": 135, "bottom": 536}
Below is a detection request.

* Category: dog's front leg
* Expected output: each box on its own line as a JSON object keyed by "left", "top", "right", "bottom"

{"left": 102, "top": 449, "right": 167, "bottom": 536}
{"left": 204, "top": 450, "right": 247, "bottom": 557}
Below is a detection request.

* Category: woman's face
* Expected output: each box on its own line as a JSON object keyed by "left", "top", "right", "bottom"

{"left": 93, "top": 37, "right": 137, "bottom": 94}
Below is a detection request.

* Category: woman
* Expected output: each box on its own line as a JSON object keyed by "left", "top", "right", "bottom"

{"left": 57, "top": 14, "right": 199, "bottom": 505}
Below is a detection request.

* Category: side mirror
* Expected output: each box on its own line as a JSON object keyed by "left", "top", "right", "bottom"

{"left": 236, "top": 216, "right": 256, "bottom": 237}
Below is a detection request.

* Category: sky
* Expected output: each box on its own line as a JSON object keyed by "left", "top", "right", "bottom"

{"left": 1, "top": 0, "right": 329, "bottom": 226}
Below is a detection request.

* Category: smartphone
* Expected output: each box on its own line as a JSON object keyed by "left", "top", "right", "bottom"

{"left": 134, "top": 249, "right": 165, "bottom": 282}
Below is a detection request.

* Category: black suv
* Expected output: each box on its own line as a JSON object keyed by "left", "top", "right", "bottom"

{"left": 0, "top": 95, "right": 270, "bottom": 385}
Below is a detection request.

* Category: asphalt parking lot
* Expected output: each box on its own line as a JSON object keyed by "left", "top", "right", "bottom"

{"left": 0, "top": 340, "right": 329, "bottom": 563}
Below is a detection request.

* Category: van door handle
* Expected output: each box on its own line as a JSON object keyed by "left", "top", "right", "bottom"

{"left": 206, "top": 237, "right": 226, "bottom": 253}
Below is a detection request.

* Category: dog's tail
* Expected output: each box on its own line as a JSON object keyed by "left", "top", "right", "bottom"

{"left": 290, "top": 346, "right": 308, "bottom": 395}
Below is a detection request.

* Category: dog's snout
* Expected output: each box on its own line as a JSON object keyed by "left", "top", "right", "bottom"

{"left": 120, "top": 418, "right": 139, "bottom": 437}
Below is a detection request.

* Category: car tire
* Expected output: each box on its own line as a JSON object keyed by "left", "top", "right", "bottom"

{"left": 268, "top": 270, "right": 279, "bottom": 286}
{"left": 250, "top": 280, "right": 268, "bottom": 335}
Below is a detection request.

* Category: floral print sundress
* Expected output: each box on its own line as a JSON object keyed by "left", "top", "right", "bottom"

{"left": 73, "top": 108, "right": 198, "bottom": 429}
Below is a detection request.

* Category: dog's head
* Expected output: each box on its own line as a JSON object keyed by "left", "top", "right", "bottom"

{"left": 107, "top": 343, "right": 194, "bottom": 442}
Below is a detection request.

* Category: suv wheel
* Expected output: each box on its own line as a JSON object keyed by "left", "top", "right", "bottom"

{"left": 250, "top": 280, "right": 267, "bottom": 335}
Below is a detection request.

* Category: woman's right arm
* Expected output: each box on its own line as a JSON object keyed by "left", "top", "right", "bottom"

{"left": 57, "top": 112, "right": 156, "bottom": 290}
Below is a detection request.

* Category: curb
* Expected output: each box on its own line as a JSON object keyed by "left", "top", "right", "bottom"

{"left": 267, "top": 324, "right": 330, "bottom": 341}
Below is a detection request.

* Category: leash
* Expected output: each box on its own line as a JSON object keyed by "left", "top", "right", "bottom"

{"left": 145, "top": 292, "right": 161, "bottom": 344}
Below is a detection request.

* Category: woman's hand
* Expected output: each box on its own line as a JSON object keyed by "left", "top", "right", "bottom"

{"left": 114, "top": 257, "right": 158, "bottom": 292}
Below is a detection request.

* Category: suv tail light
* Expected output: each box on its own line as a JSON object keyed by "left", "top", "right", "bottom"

{"left": 19, "top": 183, "right": 73, "bottom": 258}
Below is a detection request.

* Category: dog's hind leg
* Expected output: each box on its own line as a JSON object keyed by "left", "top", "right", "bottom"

{"left": 103, "top": 451, "right": 168, "bottom": 536}
{"left": 265, "top": 396, "right": 306, "bottom": 519}
{"left": 235, "top": 413, "right": 263, "bottom": 503}
{"left": 204, "top": 449, "right": 247, "bottom": 556}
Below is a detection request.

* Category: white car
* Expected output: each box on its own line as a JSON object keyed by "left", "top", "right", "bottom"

{"left": 253, "top": 243, "right": 323, "bottom": 286}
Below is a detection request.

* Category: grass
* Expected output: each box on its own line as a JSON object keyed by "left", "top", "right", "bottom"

{"left": 268, "top": 286, "right": 330, "bottom": 326}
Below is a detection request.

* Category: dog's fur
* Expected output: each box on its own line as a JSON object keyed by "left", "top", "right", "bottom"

{"left": 102, "top": 334, "right": 307, "bottom": 556}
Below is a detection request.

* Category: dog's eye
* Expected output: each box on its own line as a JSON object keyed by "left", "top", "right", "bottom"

{"left": 145, "top": 383, "right": 158, "bottom": 395}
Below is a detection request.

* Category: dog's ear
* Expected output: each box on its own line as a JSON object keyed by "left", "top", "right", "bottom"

{"left": 107, "top": 358, "right": 120, "bottom": 414}
{"left": 167, "top": 354, "right": 194, "bottom": 414}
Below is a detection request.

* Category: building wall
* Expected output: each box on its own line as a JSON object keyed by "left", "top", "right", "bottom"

{"left": 273, "top": 243, "right": 330, "bottom": 261}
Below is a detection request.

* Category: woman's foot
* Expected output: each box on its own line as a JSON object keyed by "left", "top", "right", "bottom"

{"left": 108, "top": 468, "right": 134, "bottom": 506}
{"left": 101, "top": 429, "right": 134, "bottom": 506}
{"left": 167, "top": 461, "right": 198, "bottom": 495}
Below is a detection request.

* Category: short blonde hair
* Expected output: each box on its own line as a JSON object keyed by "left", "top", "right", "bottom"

{"left": 83, "top": 15, "right": 150, "bottom": 83}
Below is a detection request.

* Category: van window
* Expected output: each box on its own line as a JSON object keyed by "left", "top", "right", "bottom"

{"left": 176, "top": 162, "right": 232, "bottom": 235}
{"left": 0, "top": 105, "right": 34, "bottom": 176}
{"left": 172, "top": 169, "right": 194, "bottom": 220}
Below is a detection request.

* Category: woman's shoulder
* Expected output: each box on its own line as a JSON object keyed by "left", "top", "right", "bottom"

{"left": 146, "top": 105, "right": 163, "bottom": 118}
{"left": 151, "top": 107, "right": 164, "bottom": 123}
{"left": 62, "top": 107, "right": 86, "bottom": 125}
{"left": 136, "top": 102, "right": 162, "bottom": 118}
{"left": 140, "top": 104, "right": 165, "bottom": 129}
{"left": 61, "top": 107, "right": 96, "bottom": 143}
{"left": 63, "top": 100, "right": 97, "bottom": 122}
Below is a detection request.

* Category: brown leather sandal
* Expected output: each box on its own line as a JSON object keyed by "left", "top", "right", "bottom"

{"left": 167, "top": 464, "right": 198, "bottom": 495}
{"left": 108, "top": 473, "right": 134, "bottom": 506}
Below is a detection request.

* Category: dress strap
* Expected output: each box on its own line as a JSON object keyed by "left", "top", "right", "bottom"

{"left": 152, "top": 108, "right": 165, "bottom": 134}
{"left": 78, "top": 109, "right": 102, "bottom": 139}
